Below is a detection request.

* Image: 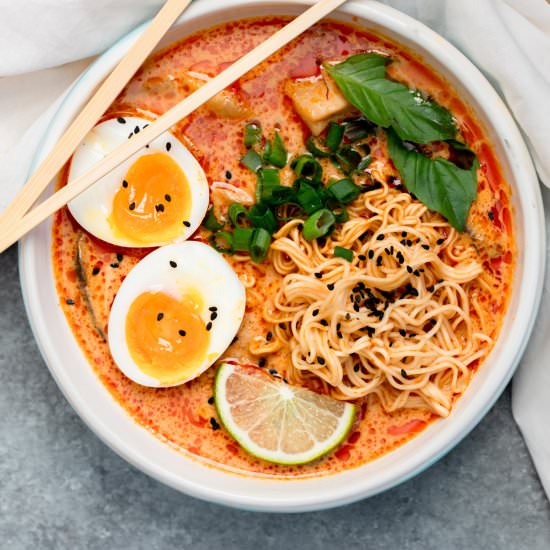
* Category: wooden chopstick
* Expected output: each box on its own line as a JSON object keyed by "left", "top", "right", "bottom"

{"left": 0, "top": 0, "right": 193, "bottom": 229}
{"left": 0, "top": 0, "right": 347, "bottom": 254}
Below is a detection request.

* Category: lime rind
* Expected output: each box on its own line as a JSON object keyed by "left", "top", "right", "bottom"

{"left": 214, "top": 363, "right": 356, "bottom": 465}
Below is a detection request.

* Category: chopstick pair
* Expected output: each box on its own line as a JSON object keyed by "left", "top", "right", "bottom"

{"left": 0, "top": 0, "right": 347, "bottom": 254}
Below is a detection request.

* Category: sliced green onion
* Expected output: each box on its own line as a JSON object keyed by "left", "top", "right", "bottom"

{"left": 306, "top": 136, "right": 331, "bottom": 158}
{"left": 203, "top": 207, "right": 224, "bottom": 231}
{"left": 302, "top": 209, "right": 335, "bottom": 240}
{"left": 296, "top": 182, "right": 323, "bottom": 215}
{"left": 233, "top": 227, "right": 254, "bottom": 252}
{"left": 325, "top": 122, "right": 345, "bottom": 151}
{"left": 269, "top": 186, "right": 297, "bottom": 205}
{"left": 228, "top": 202, "right": 249, "bottom": 228}
{"left": 209, "top": 231, "right": 233, "bottom": 254}
{"left": 244, "top": 122, "right": 262, "bottom": 148}
{"left": 334, "top": 246, "right": 354, "bottom": 262}
{"left": 263, "top": 132, "right": 287, "bottom": 168}
{"left": 333, "top": 207, "right": 349, "bottom": 223}
{"left": 334, "top": 146, "right": 362, "bottom": 175}
{"left": 357, "top": 155, "right": 373, "bottom": 172}
{"left": 291, "top": 155, "right": 323, "bottom": 183}
{"left": 256, "top": 168, "right": 281, "bottom": 203}
{"left": 241, "top": 150, "right": 263, "bottom": 172}
{"left": 248, "top": 203, "right": 278, "bottom": 233}
{"left": 344, "top": 117, "right": 375, "bottom": 142}
{"left": 249, "top": 228, "right": 271, "bottom": 263}
{"left": 328, "top": 178, "right": 361, "bottom": 204}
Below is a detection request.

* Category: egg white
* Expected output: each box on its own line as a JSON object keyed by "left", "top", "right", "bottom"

{"left": 108, "top": 242, "right": 246, "bottom": 387}
{"left": 68, "top": 116, "right": 209, "bottom": 247}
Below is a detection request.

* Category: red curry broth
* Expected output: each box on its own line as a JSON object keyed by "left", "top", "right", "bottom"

{"left": 52, "top": 18, "right": 514, "bottom": 478}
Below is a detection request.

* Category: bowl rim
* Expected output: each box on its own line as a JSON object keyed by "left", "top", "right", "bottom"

{"left": 18, "top": 0, "right": 546, "bottom": 512}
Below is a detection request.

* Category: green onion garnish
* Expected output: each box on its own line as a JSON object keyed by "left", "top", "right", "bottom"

{"left": 228, "top": 202, "right": 249, "bottom": 228}
{"left": 333, "top": 207, "right": 349, "bottom": 223}
{"left": 306, "top": 136, "right": 332, "bottom": 158}
{"left": 209, "top": 231, "right": 233, "bottom": 254}
{"left": 233, "top": 227, "right": 254, "bottom": 252}
{"left": 325, "top": 122, "right": 345, "bottom": 151}
{"left": 296, "top": 182, "right": 323, "bottom": 215}
{"left": 334, "top": 246, "right": 354, "bottom": 262}
{"left": 302, "top": 209, "right": 335, "bottom": 240}
{"left": 328, "top": 178, "right": 361, "bottom": 204}
{"left": 250, "top": 228, "right": 271, "bottom": 263}
{"left": 256, "top": 168, "right": 281, "bottom": 203}
{"left": 244, "top": 122, "right": 262, "bottom": 148}
{"left": 241, "top": 150, "right": 263, "bottom": 172}
{"left": 248, "top": 203, "right": 278, "bottom": 233}
{"left": 357, "top": 155, "right": 373, "bottom": 172}
{"left": 333, "top": 146, "right": 362, "bottom": 175}
{"left": 263, "top": 132, "right": 287, "bottom": 168}
{"left": 343, "top": 117, "right": 375, "bottom": 142}
{"left": 203, "top": 207, "right": 224, "bottom": 231}
{"left": 292, "top": 155, "right": 322, "bottom": 183}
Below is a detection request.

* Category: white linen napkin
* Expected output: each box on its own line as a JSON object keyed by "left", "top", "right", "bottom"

{"left": 1, "top": 0, "right": 549, "bottom": 497}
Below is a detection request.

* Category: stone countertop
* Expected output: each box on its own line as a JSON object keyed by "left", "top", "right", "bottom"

{"left": 1, "top": 245, "right": 549, "bottom": 550}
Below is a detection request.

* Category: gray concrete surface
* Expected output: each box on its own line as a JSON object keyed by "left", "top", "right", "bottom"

{"left": 1, "top": 244, "right": 549, "bottom": 550}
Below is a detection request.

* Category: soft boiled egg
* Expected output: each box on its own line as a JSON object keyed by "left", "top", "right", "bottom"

{"left": 108, "top": 242, "right": 246, "bottom": 387}
{"left": 68, "top": 116, "right": 208, "bottom": 247}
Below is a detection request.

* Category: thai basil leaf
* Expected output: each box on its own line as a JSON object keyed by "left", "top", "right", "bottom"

{"left": 386, "top": 128, "right": 478, "bottom": 231}
{"left": 325, "top": 53, "right": 457, "bottom": 144}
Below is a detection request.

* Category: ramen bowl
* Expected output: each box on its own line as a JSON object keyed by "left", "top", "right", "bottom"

{"left": 19, "top": 0, "right": 545, "bottom": 512}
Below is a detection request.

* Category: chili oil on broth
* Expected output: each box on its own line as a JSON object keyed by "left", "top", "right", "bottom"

{"left": 52, "top": 17, "right": 514, "bottom": 478}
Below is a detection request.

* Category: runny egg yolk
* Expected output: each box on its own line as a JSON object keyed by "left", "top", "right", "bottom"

{"left": 125, "top": 290, "right": 210, "bottom": 385}
{"left": 110, "top": 152, "right": 191, "bottom": 245}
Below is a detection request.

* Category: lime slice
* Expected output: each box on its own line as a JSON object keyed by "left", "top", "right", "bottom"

{"left": 214, "top": 363, "right": 356, "bottom": 465}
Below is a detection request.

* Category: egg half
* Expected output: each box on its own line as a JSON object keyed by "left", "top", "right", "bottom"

{"left": 68, "top": 116, "right": 208, "bottom": 247}
{"left": 108, "top": 242, "right": 246, "bottom": 387}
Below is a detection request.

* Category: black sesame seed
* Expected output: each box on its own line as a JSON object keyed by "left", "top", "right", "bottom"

{"left": 314, "top": 272, "right": 322, "bottom": 279}
{"left": 406, "top": 239, "right": 413, "bottom": 246}
{"left": 327, "top": 283, "right": 335, "bottom": 291}
{"left": 92, "top": 267, "right": 100, "bottom": 276}
{"left": 116, "top": 253, "right": 123, "bottom": 262}
{"left": 269, "top": 368, "right": 278, "bottom": 375}
{"left": 183, "top": 220, "right": 191, "bottom": 227}
{"left": 427, "top": 285, "right": 435, "bottom": 292}
{"left": 376, "top": 257, "right": 383, "bottom": 266}
{"left": 401, "top": 369, "right": 410, "bottom": 379}
{"left": 170, "top": 260, "right": 177, "bottom": 268}
{"left": 488, "top": 211, "right": 495, "bottom": 221}
{"left": 266, "top": 331, "right": 273, "bottom": 341}
{"left": 65, "top": 299, "right": 75, "bottom": 305}
{"left": 157, "top": 313, "right": 164, "bottom": 321}
{"left": 345, "top": 313, "right": 351, "bottom": 320}
{"left": 117, "top": 117, "right": 126, "bottom": 124}
{"left": 110, "top": 263, "right": 119, "bottom": 269}
{"left": 225, "top": 170, "right": 232, "bottom": 180}
{"left": 134, "top": 126, "right": 140, "bottom": 134}
{"left": 367, "top": 326, "right": 375, "bottom": 337}
{"left": 320, "top": 319, "right": 329, "bottom": 327}
{"left": 406, "top": 265, "right": 413, "bottom": 274}
{"left": 437, "top": 238, "right": 445, "bottom": 245}
{"left": 209, "top": 306, "right": 218, "bottom": 311}
{"left": 128, "top": 132, "right": 133, "bottom": 139}
{"left": 368, "top": 250, "right": 374, "bottom": 259}
{"left": 399, "top": 329, "right": 406, "bottom": 337}
{"left": 421, "top": 244, "right": 430, "bottom": 250}
{"left": 122, "top": 180, "right": 128, "bottom": 188}
{"left": 312, "top": 309, "right": 319, "bottom": 317}
{"left": 259, "top": 358, "right": 267, "bottom": 368}
{"left": 165, "top": 194, "right": 171, "bottom": 202}
{"left": 179, "top": 330, "right": 186, "bottom": 336}
{"left": 208, "top": 396, "right": 215, "bottom": 405}
{"left": 401, "top": 231, "right": 407, "bottom": 237}
{"left": 413, "top": 270, "right": 420, "bottom": 277}
{"left": 353, "top": 365, "right": 360, "bottom": 372}
{"left": 211, "top": 312, "right": 218, "bottom": 321}
{"left": 376, "top": 234, "right": 385, "bottom": 241}
{"left": 155, "top": 204, "right": 165, "bottom": 212}
{"left": 337, "top": 331, "right": 343, "bottom": 338}
{"left": 358, "top": 254, "right": 367, "bottom": 261}
{"left": 129, "top": 202, "right": 136, "bottom": 210}
{"left": 317, "top": 357, "right": 326, "bottom": 365}
{"left": 353, "top": 303, "right": 360, "bottom": 312}
{"left": 210, "top": 417, "right": 220, "bottom": 430}
{"left": 166, "top": 142, "right": 172, "bottom": 152}
{"left": 206, "top": 322, "right": 212, "bottom": 331}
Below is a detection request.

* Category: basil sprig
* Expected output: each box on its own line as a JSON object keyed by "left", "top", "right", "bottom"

{"left": 325, "top": 53, "right": 457, "bottom": 144}
{"left": 386, "top": 129, "right": 478, "bottom": 231}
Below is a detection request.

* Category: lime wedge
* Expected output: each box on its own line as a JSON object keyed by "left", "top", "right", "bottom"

{"left": 214, "top": 363, "right": 356, "bottom": 465}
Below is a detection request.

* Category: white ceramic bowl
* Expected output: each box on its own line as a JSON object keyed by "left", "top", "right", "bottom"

{"left": 19, "top": 0, "right": 545, "bottom": 512}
